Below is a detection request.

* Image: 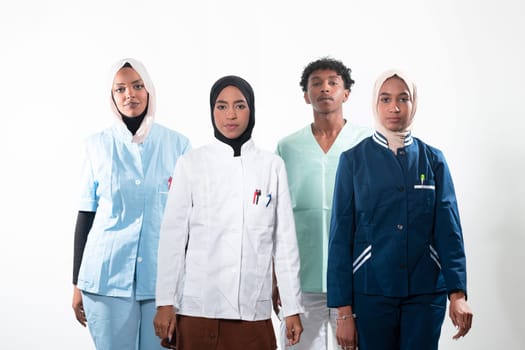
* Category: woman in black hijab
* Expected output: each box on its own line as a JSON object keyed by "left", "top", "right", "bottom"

{"left": 154, "top": 76, "right": 304, "bottom": 349}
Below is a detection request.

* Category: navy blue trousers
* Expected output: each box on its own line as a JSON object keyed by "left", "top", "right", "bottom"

{"left": 353, "top": 292, "right": 447, "bottom": 350}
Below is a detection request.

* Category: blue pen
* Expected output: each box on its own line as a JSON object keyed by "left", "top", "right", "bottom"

{"left": 266, "top": 193, "right": 272, "bottom": 207}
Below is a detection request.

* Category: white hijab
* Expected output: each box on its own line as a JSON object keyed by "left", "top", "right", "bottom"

{"left": 372, "top": 69, "right": 418, "bottom": 153}
{"left": 108, "top": 58, "right": 156, "bottom": 144}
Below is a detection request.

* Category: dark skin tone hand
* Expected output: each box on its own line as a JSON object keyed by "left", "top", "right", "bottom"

{"left": 449, "top": 291, "right": 473, "bottom": 339}
{"left": 153, "top": 305, "right": 177, "bottom": 341}
{"left": 72, "top": 286, "right": 87, "bottom": 327}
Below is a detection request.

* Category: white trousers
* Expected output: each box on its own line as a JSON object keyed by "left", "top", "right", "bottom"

{"left": 279, "top": 292, "right": 338, "bottom": 350}
{"left": 82, "top": 291, "right": 163, "bottom": 350}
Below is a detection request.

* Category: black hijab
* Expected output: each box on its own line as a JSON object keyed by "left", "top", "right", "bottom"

{"left": 209, "top": 75, "right": 255, "bottom": 157}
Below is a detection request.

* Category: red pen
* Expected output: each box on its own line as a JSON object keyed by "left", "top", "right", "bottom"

{"left": 253, "top": 189, "right": 261, "bottom": 204}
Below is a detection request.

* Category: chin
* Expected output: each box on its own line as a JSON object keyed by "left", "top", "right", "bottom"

{"left": 127, "top": 111, "right": 146, "bottom": 118}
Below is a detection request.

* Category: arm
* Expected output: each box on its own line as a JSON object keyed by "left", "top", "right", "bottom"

{"left": 327, "top": 152, "right": 355, "bottom": 307}
{"left": 271, "top": 262, "right": 281, "bottom": 317}
{"left": 72, "top": 211, "right": 95, "bottom": 284}
{"left": 432, "top": 151, "right": 472, "bottom": 338}
{"left": 328, "top": 153, "right": 358, "bottom": 348}
{"left": 72, "top": 210, "right": 95, "bottom": 327}
{"left": 155, "top": 157, "right": 192, "bottom": 338}
{"left": 272, "top": 161, "right": 304, "bottom": 342}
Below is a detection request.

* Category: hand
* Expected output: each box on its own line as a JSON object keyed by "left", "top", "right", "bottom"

{"left": 285, "top": 314, "right": 303, "bottom": 346}
{"left": 336, "top": 306, "right": 357, "bottom": 350}
{"left": 449, "top": 292, "right": 473, "bottom": 339}
{"left": 154, "top": 305, "right": 177, "bottom": 341}
{"left": 72, "top": 286, "right": 87, "bottom": 327}
{"left": 271, "top": 280, "right": 282, "bottom": 317}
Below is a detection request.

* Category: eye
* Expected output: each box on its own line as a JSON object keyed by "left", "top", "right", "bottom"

{"left": 216, "top": 104, "right": 227, "bottom": 110}
{"left": 235, "top": 103, "right": 248, "bottom": 110}
{"left": 114, "top": 87, "right": 125, "bottom": 93}
{"left": 329, "top": 81, "right": 338, "bottom": 86}
{"left": 134, "top": 84, "right": 145, "bottom": 90}
{"left": 379, "top": 97, "right": 391, "bottom": 103}
{"left": 399, "top": 97, "right": 410, "bottom": 103}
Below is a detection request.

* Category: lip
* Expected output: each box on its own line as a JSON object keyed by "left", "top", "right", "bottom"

{"left": 124, "top": 101, "right": 140, "bottom": 108}
{"left": 385, "top": 117, "right": 402, "bottom": 124}
{"left": 318, "top": 96, "right": 333, "bottom": 102}
{"left": 224, "top": 124, "right": 239, "bottom": 130}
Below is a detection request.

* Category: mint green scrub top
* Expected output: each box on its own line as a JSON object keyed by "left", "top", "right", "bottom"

{"left": 276, "top": 122, "right": 371, "bottom": 292}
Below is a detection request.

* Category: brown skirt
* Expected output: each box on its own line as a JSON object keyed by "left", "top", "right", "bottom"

{"left": 176, "top": 315, "right": 277, "bottom": 350}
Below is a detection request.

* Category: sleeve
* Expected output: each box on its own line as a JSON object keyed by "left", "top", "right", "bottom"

{"left": 181, "top": 136, "right": 192, "bottom": 155}
{"left": 432, "top": 151, "right": 468, "bottom": 297}
{"left": 78, "top": 139, "right": 99, "bottom": 212}
{"left": 272, "top": 159, "right": 305, "bottom": 317}
{"left": 275, "top": 141, "right": 283, "bottom": 157}
{"left": 156, "top": 156, "right": 192, "bottom": 309}
{"left": 327, "top": 152, "right": 356, "bottom": 307}
{"left": 72, "top": 211, "right": 95, "bottom": 284}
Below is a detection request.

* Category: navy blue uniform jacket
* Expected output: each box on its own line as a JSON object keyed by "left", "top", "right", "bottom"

{"left": 327, "top": 133, "right": 467, "bottom": 307}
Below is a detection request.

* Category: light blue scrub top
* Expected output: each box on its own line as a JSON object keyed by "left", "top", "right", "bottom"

{"left": 276, "top": 122, "right": 371, "bottom": 293}
{"left": 77, "top": 122, "right": 190, "bottom": 300}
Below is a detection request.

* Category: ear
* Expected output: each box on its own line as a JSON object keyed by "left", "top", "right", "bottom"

{"left": 304, "top": 91, "right": 312, "bottom": 105}
{"left": 342, "top": 89, "right": 350, "bottom": 103}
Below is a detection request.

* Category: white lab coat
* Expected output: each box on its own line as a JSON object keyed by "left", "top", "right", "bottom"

{"left": 156, "top": 139, "right": 304, "bottom": 320}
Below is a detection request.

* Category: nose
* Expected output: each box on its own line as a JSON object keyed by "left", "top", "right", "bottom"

{"left": 321, "top": 81, "right": 330, "bottom": 92}
{"left": 226, "top": 108, "right": 237, "bottom": 119}
{"left": 126, "top": 88, "right": 135, "bottom": 99}
{"left": 391, "top": 104, "right": 400, "bottom": 112}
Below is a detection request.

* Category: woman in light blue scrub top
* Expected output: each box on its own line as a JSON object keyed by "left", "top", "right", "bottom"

{"left": 71, "top": 58, "right": 190, "bottom": 350}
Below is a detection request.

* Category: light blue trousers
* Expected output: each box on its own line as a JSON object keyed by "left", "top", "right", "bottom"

{"left": 82, "top": 291, "right": 163, "bottom": 350}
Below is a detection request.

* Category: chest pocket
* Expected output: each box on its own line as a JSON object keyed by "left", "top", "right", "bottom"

{"left": 247, "top": 190, "right": 275, "bottom": 227}
{"left": 409, "top": 179, "right": 436, "bottom": 215}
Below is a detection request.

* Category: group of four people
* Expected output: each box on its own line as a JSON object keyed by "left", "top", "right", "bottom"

{"left": 72, "top": 57, "right": 473, "bottom": 350}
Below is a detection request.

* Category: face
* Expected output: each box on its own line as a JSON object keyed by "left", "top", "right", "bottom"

{"left": 304, "top": 69, "right": 349, "bottom": 115}
{"left": 377, "top": 77, "right": 413, "bottom": 132}
{"left": 112, "top": 67, "right": 148, "bottom": 117}
{"left": 213, "top": 86, "right": 250, "bottom": 139}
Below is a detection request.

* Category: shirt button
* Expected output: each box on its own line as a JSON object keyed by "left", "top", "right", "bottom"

{"left": 399, "top": 150, "right": 405, "bottom": 155}
{"left": 397, "top": 224, "right": 404, "bottom": 230}
{"left": 397, "top": 186, "right": 405, "bottom": 192}
{"left": 135, "top": 179, "right": 141, "bottom": 185}
{"left": 137, "top": 257, "right": 143, "bottom": 263}
{"left": 135, "top": 218, "right": 140, "bottom": 224}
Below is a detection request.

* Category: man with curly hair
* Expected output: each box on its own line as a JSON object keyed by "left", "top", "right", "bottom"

{"left": 273, "top": 57, "right": 371, "bottom": 349}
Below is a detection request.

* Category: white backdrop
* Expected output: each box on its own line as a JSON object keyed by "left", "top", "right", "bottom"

{"left": 1, "top": 0, "right": 524, "bottom": 349}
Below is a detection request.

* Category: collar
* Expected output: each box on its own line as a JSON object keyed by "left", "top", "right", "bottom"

{"left": 372, "top": 131, "right": 413, "bottom": 149}
{"left": 212, "top": 138, "right": 256, "bottom": 157}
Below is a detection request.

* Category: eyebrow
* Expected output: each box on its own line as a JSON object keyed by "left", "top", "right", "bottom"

{"left": 216, "top": 99, "right": 247, "bottom": 104}
{"left": 310, "top": 75, "right": 341, "bottom": 81}
{"left": 114, "top": 79, "right": 144, "bottom": 85}
{"left": 379, "top": 91, "right": 409, "bottom": 96}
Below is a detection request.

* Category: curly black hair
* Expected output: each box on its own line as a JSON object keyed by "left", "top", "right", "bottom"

{"left": 299, "top": 57, "right": 355, "bottom": 92}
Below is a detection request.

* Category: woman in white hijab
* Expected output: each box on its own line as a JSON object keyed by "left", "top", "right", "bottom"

{"left": 71, "top": 58, "right": 190, "bottom": 350}
{"left": 327, "top": 70, "right": 473, "bottom": 350}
